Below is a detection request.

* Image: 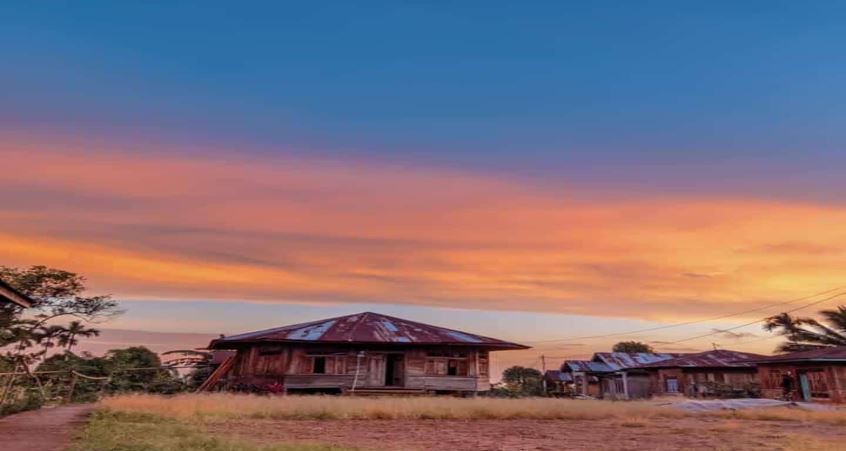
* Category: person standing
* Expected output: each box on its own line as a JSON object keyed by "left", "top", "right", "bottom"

{"left": 781, "top": 371, "right": 795, "bottom": 401}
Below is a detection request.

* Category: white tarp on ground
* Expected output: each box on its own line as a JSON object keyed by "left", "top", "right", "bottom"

{"left": 664, "top": 398, "right": 841, "bottom": 412}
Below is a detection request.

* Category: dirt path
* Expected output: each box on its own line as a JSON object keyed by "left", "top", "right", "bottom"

{"left": 0, "top": 404, "right": 92, "bottom": 451}
{"left": 212, "top": 417, "right": 846, "bottom": 451}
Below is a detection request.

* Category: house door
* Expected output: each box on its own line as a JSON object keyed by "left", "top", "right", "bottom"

{"left": 666, "top": 377, "right": 679, "bottom": 394}
{"left": 798, "top": 373, "right": 812, "bottom": 401}
{"left": 366, "top": 355, "right": 385, "bottom": 387}
{"left": 385, "top": 354, "right": 405, "bottom": 387}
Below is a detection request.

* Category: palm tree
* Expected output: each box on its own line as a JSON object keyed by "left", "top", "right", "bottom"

{"left": 58, "top": 320, "right": 100, "bottom": 354}
{"left": 764, "top": 305, "right": 846, "bottom": 352}
{"left": 33, "top": 324, "right": 65, "bottom": 360}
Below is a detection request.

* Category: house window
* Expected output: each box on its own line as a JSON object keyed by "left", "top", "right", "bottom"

{"left": 448, "top": 360, "right": 458, "bottom": 376}
{"left": 666, "top": 377, "right": 679, "bottom": 393}
{"left": 425, "top": 357, "right": 468, "bottom": 376}
{"left": 301, "top": 355, "right": 344, "bottom": 374}
{"left": 313, "top": 356, "right": 326, "bottom": 374}
{"left": 479, "top": 354, "right": 489, "bottom": 376}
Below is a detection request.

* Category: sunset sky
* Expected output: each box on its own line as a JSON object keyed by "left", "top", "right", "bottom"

{"left": 3, "top": 2, "right": 846, "bottom": 370}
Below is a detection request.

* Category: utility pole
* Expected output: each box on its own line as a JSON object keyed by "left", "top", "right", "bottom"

{"left": 541, "top": 354, "right": 547, "bottom": 394}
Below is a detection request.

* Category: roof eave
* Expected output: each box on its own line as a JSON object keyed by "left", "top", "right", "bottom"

{"left": 0, "top": 281, "right": 33, "bottom": 308}
{"left": 209, "top": 338, "right": 529, "bottom": 350}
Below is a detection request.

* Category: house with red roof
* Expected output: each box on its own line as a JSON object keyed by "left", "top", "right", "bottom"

{"left": 202, "top": 312, "right": 528, "bottom": 395}
{"left": 746, "top": 346, "right": 846, "bottom": 403}
{"left": 635, "top": 349, "right": 765, "bottom": 398}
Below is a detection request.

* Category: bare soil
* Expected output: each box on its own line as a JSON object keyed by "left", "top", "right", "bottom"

{"left": 211, "top": 417, "right": 846, "bottom": 451}
{"left": 0, "top": 404, "right": 92, "bottom": 451}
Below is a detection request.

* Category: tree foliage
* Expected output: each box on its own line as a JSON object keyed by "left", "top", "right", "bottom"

{"left": 501, "top": 366, "right": 543, "bottom": 396}
{"left": 612, "top": 341, "right": 654, "bottom": 353}
{"left": 36, "top": 347, "right": 185, "bottom": 402}
{"left": 0, "top": 265, "right": 121, "bottom": 366}
{"left": 764, "top": 305, "right": 846, "bottom": 352}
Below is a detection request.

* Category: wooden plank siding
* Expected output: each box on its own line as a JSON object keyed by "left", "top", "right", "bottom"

{"left": 218, "top": 344, "right": 492, "bottom": 393}
{"left": 757, "top": 363, "right": 846, "bottom": 403}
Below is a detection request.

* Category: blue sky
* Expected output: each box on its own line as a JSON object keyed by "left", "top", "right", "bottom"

{"left": 3, "top": 1, "right": 845, "bottom": 178}
{"left": 3, "top": 2, "right": 846, "bottom": 363}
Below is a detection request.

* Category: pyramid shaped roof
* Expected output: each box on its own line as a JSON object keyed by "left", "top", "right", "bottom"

{"left": 209, "top": 312, "right": 529, "bottom": 350}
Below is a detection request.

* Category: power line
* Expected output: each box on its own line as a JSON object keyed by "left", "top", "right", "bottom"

{"left": 664, "top": 290, "right": 846, "bottom": 344}
{"left": 524, "top": 285, "right": 846, "bottom": 344}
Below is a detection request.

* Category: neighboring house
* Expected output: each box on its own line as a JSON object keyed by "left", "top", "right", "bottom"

{"left": 203, "top": 312, "right": 529, "bottom": 394}
{"left": 0, "top": 278, "right": 33, "bottom": 308}
{"left": 747, "top": 346, "right": 846, "bottom": 403}
{"left": 635, "top": 350, "right": 764, "bottom": 398}
{"left": 542, "top": 370, "right": 573, "bottom": 396}
{"left": 562, "top": 352, "right": 684, "bottom": 399}
{"left": 561, "top": 360, "right": 606, "bottom": 397}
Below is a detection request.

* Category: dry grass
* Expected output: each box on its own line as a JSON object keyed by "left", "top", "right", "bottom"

{"left": 98, "top": 393, "right": 846, "bottom": 425}
{"left": 100, "top": 393, "right": 685, "bottom": 421}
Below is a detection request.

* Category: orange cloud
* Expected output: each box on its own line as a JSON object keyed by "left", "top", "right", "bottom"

{"left": 2, "top": 134, "right": 846, "bottom": 321}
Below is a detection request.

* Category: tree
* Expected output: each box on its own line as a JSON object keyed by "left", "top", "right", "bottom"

{"left": 60, "top": 321, "right": 100, "bottom": 353}
{"left": 501, "top": 366, "right": 543, "bottom": 396}
{"left": 612, "top": 341, "right": 654, "bottom": 353}
{"left": 0, "top": 265, "right": 121, "bottom": 407}
{"left": 764, "top": 305, "right": 846, "bottom": 353}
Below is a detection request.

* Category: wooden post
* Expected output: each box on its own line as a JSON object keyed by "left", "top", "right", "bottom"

{"left": 66, "top": 371, "right": 78, "bottom": 403}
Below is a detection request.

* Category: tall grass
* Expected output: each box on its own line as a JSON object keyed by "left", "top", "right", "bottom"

{"left": 101, "top": 394, "right": 678, "bottom": 420}
{"left": 99, "top": 393, "right": 846, "bottom": 425}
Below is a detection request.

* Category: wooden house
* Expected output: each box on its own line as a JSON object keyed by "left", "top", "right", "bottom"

{"left": 203, "top": 312, "right": 529, "bottom": 394}
{"left": 542, "top": 370, "right": 573, "bottom": 396}
{"left": 748, "top": 346, "right": 846, "bottom": 403}
{"left": 0, "top": 278, "right": 32, "bottom": 308}
{"left": 561, "top": 352, "right": 683, "bottom": 399}
{"left": 635, "top": 350, "right": 763, "bottom": 398}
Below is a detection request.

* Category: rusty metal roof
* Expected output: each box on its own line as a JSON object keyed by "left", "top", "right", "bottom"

{"left": 743, "top": 346, "right": 846, "bottom": 364}
{"left": 562, "top": 360, "right": 614, "bottom": 373}
{"left": 0, "top": 278, "right": 33, "bottom": 308}
{"left": 209, "top": 312, "right": 529, "bottom": 350}
{"left": 543, "top": 370, "right": 573, "bottom": 383}
{"left": 635, "top": 350, "right": 766, "bottom": 369}
{"left": 592, "top": 352, "right": 685, "bottom": 370}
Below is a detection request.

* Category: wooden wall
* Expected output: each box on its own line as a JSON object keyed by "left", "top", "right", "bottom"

{"left": 757, "top": 363, "right": 846, "bottom": 403}
{"left": 221, "top": 344, "right": 493, "bottom": 393}
{"left": 650, "top": 368, "right": 757, "bottom": 397}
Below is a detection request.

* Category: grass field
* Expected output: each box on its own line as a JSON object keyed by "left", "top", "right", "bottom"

{"left": 74, "top": 394, "right": 846, "bottom": 451}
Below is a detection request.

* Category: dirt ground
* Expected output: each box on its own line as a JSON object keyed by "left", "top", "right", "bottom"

{"left": 211, "top": 417, "right": 846, "bottom": 451}
{"left": 0, "top": 404, "right": 92, "bottom": 451}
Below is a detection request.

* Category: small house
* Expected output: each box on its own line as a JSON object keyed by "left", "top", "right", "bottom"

{"left": 635, "top": 349, "right": 763, "bottom": 398}
{"left": 561, "top": 352, "right": 683, "bottom": 399}
{"left": 748, "top": 346, "right": 846, "bottom": 403}
{"left": 203, "top": 312, "right": 529, "bottom": 394}
{"left": 0, "top": 278, "right": 32, "bottom": 308}
{"left": 542, "top": 370, "right": 573, "bottom": 396}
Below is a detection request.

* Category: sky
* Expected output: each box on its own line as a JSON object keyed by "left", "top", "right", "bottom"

{"left": 3, "top": 2, "right": 846, "bottom": 370}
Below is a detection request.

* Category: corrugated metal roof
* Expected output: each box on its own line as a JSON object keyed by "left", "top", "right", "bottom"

{"left": 543, "top": 370, "right": 573, "bottom": 383}
{"left": 592, "top": 352, "right": 684, "bottom": 370}
{"left": 744, "top": 346, "right": 846, "bottom": 364}
{"left": 636, "top": 350, "right": 766, "bottom": 369}
{"left": 562, "top": 360, "right": 614, "bottom": 373}
{"left": 209, "top": 312, "right": 529, "bottom": 350}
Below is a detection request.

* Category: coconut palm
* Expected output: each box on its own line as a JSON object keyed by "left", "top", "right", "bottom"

{"left": 33, "top": 324, "right": 65, "bottom": 359}
{"left": 58, "top": 320, "right": 100, "bottom": 354}
{"left": 764, "top": 305, "right": 846, "bottom": 352}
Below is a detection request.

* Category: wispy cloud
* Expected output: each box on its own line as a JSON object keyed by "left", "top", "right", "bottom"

{"left": 3, "top": 134, "right": 846, "bottom": 322}
{"left": 709, "top": 329, "right": 758, "bottom": 340}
